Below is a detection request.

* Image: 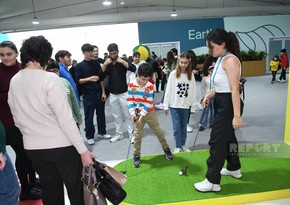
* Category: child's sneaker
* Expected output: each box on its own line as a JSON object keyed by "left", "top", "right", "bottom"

{"left": 164, "top": 148, "right": 173, "bottom": 160}
{"left": 133, "top": 155, "right": 140, "bottom": 168}
{"left": 174, "top": 147, "right": 182, "bottom": 153}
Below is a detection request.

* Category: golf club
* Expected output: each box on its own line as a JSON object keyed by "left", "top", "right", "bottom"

{"left": 120, "top": 135, "right": 132, "bottom": 174}
{"left": 179, "top": 108, "right": 205, "bottom": 176}
{"left": 120, "top": 105, "right": 139, "bottom": 174}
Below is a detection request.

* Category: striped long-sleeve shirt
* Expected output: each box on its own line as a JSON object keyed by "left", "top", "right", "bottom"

{"left": 127, "top": 79, "right": 154, "bottom": 117}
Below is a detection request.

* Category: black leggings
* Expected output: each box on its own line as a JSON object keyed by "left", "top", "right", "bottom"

{"left": 271, "top": 71, "right": 277, "bottom": 81}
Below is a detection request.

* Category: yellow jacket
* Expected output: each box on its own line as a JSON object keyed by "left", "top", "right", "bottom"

{"left": 270, "top": 60, "right": 280, "bottom": 71}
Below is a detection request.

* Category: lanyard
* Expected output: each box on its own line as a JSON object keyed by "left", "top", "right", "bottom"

{"left": 210, "top": 50, "right": 228, "bottom": 89}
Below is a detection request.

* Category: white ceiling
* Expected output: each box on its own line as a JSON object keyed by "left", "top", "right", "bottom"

{"left": 1, "top": 0, "right": 290, "bottom": 33}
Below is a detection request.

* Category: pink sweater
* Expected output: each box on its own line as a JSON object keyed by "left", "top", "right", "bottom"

{"left": 8, "top": 68, "right": 87, "bottom": 154}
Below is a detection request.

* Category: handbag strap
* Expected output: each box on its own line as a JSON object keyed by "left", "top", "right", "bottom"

{"left": 82, "top": 165, "right": 100, "bottom": 194}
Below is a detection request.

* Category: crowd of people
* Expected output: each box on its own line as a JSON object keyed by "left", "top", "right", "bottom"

{"left": 0, "top": 28, "right": 289, "bottom": 204}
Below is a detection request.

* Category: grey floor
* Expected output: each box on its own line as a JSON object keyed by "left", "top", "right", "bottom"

{"left": 83, "top": 74, "right": 288, "bottom": 162}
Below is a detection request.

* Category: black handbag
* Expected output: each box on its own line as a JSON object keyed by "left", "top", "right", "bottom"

{"left": 93, "top": 159, "right": 127, "bottom": 205}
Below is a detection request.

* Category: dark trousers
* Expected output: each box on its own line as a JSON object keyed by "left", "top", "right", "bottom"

{"left": 161, "top": 72, "right": 166, "bottom": 91}
{"left": 83, "top": 93, "right": 106, "bottom": 139}
{"left": 26, "top": 146, "right": 84, "bottom": 205}
{"left": 279, "top": 68, "right": 287, "bottom": 80}
{"left": 206, "top": 93, "right": 241, "bottom": 184}
{"left": 271, "top": 71, "right": 277, "bottom": 81}
{"left": 6, "top": 126, "right": 35, "bottom": 193}
{"left": 155, "top": 79, "right": 160, "bottom": 92}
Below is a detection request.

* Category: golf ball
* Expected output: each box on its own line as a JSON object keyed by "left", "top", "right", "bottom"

{"left": 179, "top": 171, "right": 183, "bottom": 176}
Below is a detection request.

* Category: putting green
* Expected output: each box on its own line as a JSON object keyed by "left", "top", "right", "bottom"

{"left": 114, "top": 145, "right": 290, "bottom": 205}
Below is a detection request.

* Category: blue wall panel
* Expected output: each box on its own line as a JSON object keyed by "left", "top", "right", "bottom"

{"left": 138, "top": 18, "right": 224, "bottom": 52}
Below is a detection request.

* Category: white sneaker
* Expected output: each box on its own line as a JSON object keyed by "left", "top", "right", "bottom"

{"left": 154, "top": 103, "right": 164, "bottom": 110}
{"left": 194, "top": 178, "right": 221, "bottom": 192}
{"left": 182, "top": 145, "right": 191, "bottom": 152}
{"left": 173, "top": 147, "right": 182, "bottom": 153}
{"left": 87, "top": 139, "right": 95, "bottom": 145}
{"left": 97, "top": 134, "right": 111, "bottom": 139}
{"left": 220, "top": 168, "right": 242, "bottom": 179}
{"left": 110, "top": 134, "right": 124, "bottom": 143}
{"left": 187, "top": 125, "right": 193, "bottom": 133}
{"left": 129, "top": 133, "right": 134, "bottom": 144}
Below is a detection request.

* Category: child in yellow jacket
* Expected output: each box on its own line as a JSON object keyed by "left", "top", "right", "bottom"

{"left": 270, "top": 55, "right": 280, "bottom": 84}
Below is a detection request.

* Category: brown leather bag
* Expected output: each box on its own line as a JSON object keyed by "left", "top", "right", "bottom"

{"left": 103, "top": 164, "right": 127, "bottom": 186}
{"left": 82, "top": 165, "right": 107, "bottom": 205}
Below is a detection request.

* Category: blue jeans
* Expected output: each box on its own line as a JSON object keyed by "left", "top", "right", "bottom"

{"left": 83, "top": 93, "right": 106, "bottom": 139}
{"left": 200, "top": 99, "right": 215, "bottom": 128}
{"left": 170, "top": 108, "right": 190, "bottom": 148}
{"left": 0, "top": 152, "right": 20, "bottom": 205}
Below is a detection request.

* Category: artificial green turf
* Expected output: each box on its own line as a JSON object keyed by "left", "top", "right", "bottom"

{"left": 114, "top": 144, "right": 290, "bottom": 205}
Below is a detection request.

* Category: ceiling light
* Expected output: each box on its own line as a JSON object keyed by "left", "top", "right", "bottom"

{"left": 31, "top": 0, "right": 39, "bottom": 24}
{"left": 171, "top": 9, "right": 178, "bottom": 17}
{"left": 103, "top": 0, "right": 112, "bottom": 6}
{"left": 120, "top": 0, "right": 125, "bottom": 5}
{"left": 171, "top": 0, "right": 178, "bottom": 17}
{"left": 32, "top": 16, "right": 39, "bottom": 24}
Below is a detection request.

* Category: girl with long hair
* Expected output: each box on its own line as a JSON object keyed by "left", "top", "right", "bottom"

{"left": 194, "top": 28, "right": 243, "bottom": 192}
{"left": 163, "top": 52, "right": 196, "bottom": 153}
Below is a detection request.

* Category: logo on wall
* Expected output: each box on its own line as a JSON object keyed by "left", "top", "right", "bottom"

{"left": 236, "top": 24, "right": 286, "bottom": 53}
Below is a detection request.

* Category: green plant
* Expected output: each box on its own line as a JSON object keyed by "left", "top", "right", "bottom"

{"left": 240, "top": 50, "right": 267, "bottom": 61}
{"left": 258, "top": 51, "right": 267, "bottom": 60}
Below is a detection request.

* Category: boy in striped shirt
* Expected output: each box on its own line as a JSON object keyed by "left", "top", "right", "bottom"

{"left": 127, "top": 63, "right": 173, "bottom": 168}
